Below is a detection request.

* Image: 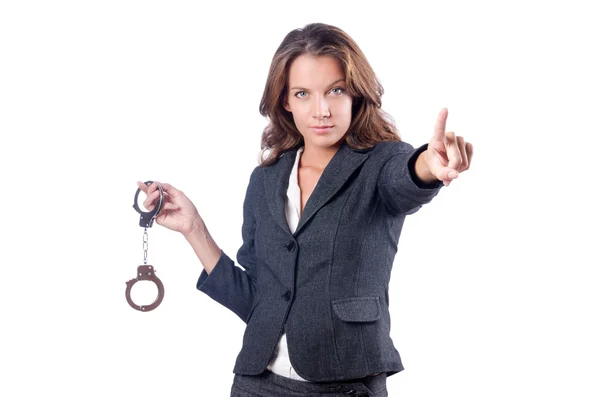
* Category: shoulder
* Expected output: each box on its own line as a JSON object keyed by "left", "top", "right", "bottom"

{"left": 248, "top": 165, "right": 264, "bottom": 184}
{"left": 376, "top": 140, "right": 416, "bottom": 154}
{"left": 352, "top": 141, "right": 417, "bottom": 159}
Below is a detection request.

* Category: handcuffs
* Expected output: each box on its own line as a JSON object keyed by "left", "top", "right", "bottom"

{"left": 125, "top": 180, "right": 165, "bottom": 312}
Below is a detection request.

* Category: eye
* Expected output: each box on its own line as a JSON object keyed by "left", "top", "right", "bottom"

{"left": 330, "top": 87, "right": 345, "bottom": 95}
{"left": 294, "top": 91, "right": 307, "bottom": 98}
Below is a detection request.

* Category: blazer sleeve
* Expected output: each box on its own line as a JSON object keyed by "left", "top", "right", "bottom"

{"left": 196, "top": 167, "right": 259, "bottom": 323}
{"left": 377, "top": 142, "right": 444, "bottom": 216}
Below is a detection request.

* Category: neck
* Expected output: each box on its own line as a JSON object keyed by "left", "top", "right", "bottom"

{"left": 300, "top": 142, "right": 342, "bottom": 170}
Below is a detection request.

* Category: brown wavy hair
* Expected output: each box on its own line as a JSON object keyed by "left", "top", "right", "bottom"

{"left": 258, "top": 22, "right": 401, "bottom": 167}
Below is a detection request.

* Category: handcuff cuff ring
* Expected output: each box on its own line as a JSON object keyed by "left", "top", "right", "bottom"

{"left": 132, "top": 180, "right": 164, "bottom": 228}
{"left": 125, "top": 265, "right": 165, "bottom": 312}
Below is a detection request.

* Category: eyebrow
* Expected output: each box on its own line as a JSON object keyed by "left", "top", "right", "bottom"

{"left": 290, "top": 78, "right": 345, "bottom": 91}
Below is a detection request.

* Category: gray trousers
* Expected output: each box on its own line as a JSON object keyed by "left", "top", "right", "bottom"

{"left": 231, "top": 370, "right": 388, "bottom": 397}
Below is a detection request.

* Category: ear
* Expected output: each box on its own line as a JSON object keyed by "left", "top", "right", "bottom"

{"left": 283, "top": 98, "right": 291, "bottom": 112}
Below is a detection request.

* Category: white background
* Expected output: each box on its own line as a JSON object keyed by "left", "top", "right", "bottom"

{"left": 1, "top": 0, "right": 599, "bottom": 396}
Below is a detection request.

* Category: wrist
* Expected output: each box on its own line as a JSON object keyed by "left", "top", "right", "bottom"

{"left": 182, "top": 216, "right": 205, "bottom": 239}
{"left": 415, "top": 151, "right": 438, "bottom": 183}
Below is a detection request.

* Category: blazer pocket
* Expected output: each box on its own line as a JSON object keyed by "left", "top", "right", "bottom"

{"left": 332, "top": 296, "right": 381, "bottom": 323}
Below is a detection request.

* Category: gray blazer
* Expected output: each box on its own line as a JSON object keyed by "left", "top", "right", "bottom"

{"left": 197, "top": 140, "right": 443, "bottom": 382}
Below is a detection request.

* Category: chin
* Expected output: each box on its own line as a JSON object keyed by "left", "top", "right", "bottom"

{"left": 306, "top": 138, "right": 344, "bottom": 150}
{"left": 302, "top": 132, "right": 346, "bottom": 146}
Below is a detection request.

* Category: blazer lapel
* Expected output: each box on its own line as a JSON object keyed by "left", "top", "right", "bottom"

{"left": 264, "top": 147, "right": 298, "bottom": 236}
{"left": 264, "top": 143, "right": 370, "bottom": 237}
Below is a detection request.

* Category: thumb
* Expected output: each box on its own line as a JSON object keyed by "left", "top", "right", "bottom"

{"left": 431, "top": 165, "right": 459, "bottom": 182}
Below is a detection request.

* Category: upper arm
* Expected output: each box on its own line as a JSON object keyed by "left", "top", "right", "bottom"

{"left": 236, "top": 166, "right": 261, "bottom": 280}
{"left": 196, "top": 166, "right": 261, "bottom": 323}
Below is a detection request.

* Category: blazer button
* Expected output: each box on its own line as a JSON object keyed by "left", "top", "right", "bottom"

{"left": 285, "top": 241, "right": 296, "bottom": 251}
{"left": 282, "top": 290, "right": 291, "bottom": 301}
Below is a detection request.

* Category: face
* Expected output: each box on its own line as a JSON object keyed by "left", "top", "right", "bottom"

{"left": 284, "top": 55, "right": 352, "bottom": 151}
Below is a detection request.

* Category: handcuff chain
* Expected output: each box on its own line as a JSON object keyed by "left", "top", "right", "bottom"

{"left": 143, "top": 227, "right": 149, "bottom": 265}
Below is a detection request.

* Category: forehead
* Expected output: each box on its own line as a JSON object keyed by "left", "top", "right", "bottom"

{"left": 288, "top": 55, "right": 345, "bottom": 88}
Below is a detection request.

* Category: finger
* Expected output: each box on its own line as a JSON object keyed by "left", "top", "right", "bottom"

{"left": 433, "top": 108, "right": 448, "bottom": 142}
{"left": 143, "top": 189, "right": 161, "bottom": 211}
{"left": 456, "top": 136, "right": 468, "bottom": 172}
{"left": 436, "top": 167, "right": 459, "bottom": 181}
{"left": 158, "top": 189, "right": 172, "bottom": 202}
{"left": 144, "top": 183, "right": 157, "bottom": 210}
{"left": 465, "top": 142, "right": 474, "bottom": 170}
{"left": 160, "top": 183, "right": 177, "bottom": 193}
{"left": 143, "top": 182, "right": 176, "bottom": 205}
{"left": 139, "top": 181, "right": 158, "bottom": 197}
{"left": 160, "top": 183, "right": 182, "bottom": 196}
{"left": 444, "top": 131, "right": 463, "bottom": 171}
{"left": 147, "top": 181, "right": 158, "bottom": 196}
{"left": 137, "top": 181, "right": 148, "bottom": 194}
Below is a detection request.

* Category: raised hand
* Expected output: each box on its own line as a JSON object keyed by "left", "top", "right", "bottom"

{"left": 423, "top": 108, "right": 473, "bottom": 187}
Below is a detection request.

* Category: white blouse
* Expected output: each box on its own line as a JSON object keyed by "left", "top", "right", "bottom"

{"left": 265, "top": 146, "right": 311, "bottom": 381}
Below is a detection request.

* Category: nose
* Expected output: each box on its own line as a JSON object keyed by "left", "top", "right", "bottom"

{"left": 312, "top": 95, "right": 330, "bottom": 119}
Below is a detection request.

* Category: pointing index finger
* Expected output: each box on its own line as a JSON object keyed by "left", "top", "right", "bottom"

{"left": 433, "top": 108, "right": 448, "bottom": 142}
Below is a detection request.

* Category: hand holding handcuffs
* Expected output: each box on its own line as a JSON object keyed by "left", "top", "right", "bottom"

{"left": 125, "top": 181, "right": 165, "bottom": 312}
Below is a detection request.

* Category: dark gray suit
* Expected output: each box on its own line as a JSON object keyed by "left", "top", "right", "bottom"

{"left": 197, "top": 141, "right": 443, "bottom": 382}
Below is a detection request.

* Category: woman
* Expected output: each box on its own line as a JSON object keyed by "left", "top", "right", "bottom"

{"left": 138, "top": 23, "right": 472, "bottom": 397}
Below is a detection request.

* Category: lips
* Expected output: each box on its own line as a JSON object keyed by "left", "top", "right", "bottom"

{"left": 310, "top": 125, "right": 334, "bottom": 133}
